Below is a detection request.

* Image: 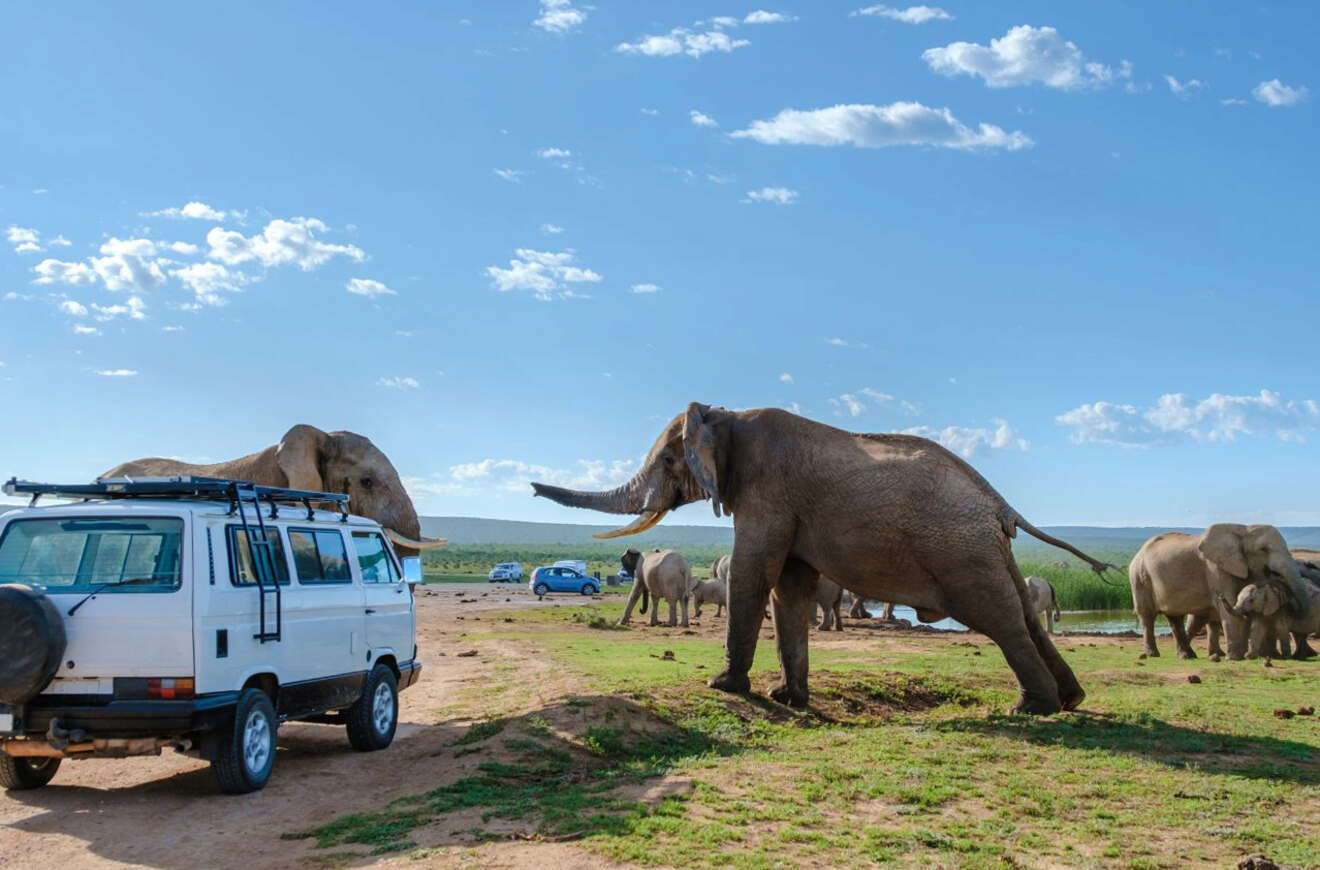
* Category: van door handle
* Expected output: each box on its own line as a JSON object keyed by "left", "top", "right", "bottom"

{"left": 365, "top": 608, "right": 376, "bottom": 614}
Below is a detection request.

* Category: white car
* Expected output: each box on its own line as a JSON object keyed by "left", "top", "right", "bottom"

{"left": 0, "top": 476, "right": 422, "bottom": 794}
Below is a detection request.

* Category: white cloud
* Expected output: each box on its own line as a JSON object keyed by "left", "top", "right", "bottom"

{"left": 852, "top": 5, "right": 951, "bottom": 23}
{"left": 91, "top": 297, "right": 147, "bottom": 321}
{"left": 90, "top": 237, "right": 170, "bottom": 293}
{"left": 690, "top": 109, "right": 719, "bottom": 127}
{"left": 1221, "top": 97, "right": 1248, "bottom": 106}
{"left": 145, "top": 201, "right": 245, "bottom": 222}
{"left": 409, "top": 457, "right": 637, "bottom": 498}
{"left": 744, "top": 10, "right": 796, "bottom": 24}
{"left": 378, "top": 376, "right": 420, "bottom": 389}
{"left": 95, "top": 369, "right": 139, "bottom": 378}
{"left": 630, "top": 283, "right": 661, "bottom": 294}
{"left": 59, "top": 300, "right": 88, "bottom": 316}
{"left": 732, "top": 102, "right": 1032, "bottom": 150}
{"left": 830, "top": 394, "right": 866, "bottom": 417}
{"left": 493, "top": 168, "right": 528, "bottom": 182}
{"left": 173, "top": 262, "right": 250, "bottom": 305}
{"left": 537, "top": 147, "right": 572, "bottom": 160}
{"left": 33, "top": 258, "right": 97, "bottom": 285}
{"left": 162, "top": 325, "right": 185, "bottom": 332}
{"left": 485, "top": 248, "right": 603, "bottom": 301}
{"left": 1253, "top": 78, "right": 1309, "bottom": 107}
{"left": 1057, "top": 389, "right": 1320, "bottom": 447}
{"left": 533, "top": 0, "right": 586, "bottom": 33}
{"left": 641, "top": 107, "right": 660, "bottom": 116}
{"left": 858, "top": 387, "right": 894, "bottom": 403}
{"left": 6, "top": 226, "right": 42, "bottom": 253}
{"left": 743, "top": 186, "right": 799, "bottom": 204}
{"left": 826, "top": 337, "right": 849, "bottom": 346}
{"left": 616, "top": 27, "right": 750, "bottom": 58}
{"left": 779, "top": 372, "right": 794, "bottom": 384}
{"left": 1164, "top": 74, "right": 1206, "bottom": 97}
{"left": 540, "top": 223, "right": 565, "bottom": 234}
{"left": 706, "top": 172, "right": 735, "bottom": 184}
{"left": 48, "top": 235, "right": 71, "bottom": 247}
{"left": 902, "top": 420, "right": 1029, "bottom": 457}
{"left": 206, "top": 217, "right": 364, "bottom": 270}
{"left": 923, "top": 25, "right": 1125, "bottom": 90}
{"left": 346, "top": 277, "right": 397, "bottom": 298}
{"left": 72, "top": 325, "right": 100, "bottom": 336}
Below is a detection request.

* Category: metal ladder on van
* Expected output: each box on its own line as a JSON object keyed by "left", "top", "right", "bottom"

{"left": 230, "top": 482, "right": 282, "bottom": 643}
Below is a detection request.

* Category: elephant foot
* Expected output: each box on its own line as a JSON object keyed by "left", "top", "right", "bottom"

{"left": 708, "top": 670, "right": 751, "bottom": 695}
{"left": 617, "top": 618, "right": 630, "bottom": 626}
{"left": 1143, "top": 647, "right": 1160, "bottom": 658}
{"left": 1058, "top": 682, "right": 1086, "bottom": 711}
{"left": 768, "top": 681, "right": 808, "bottom": 709}
{"left": 1293, "top": 647, "right": 1318, "bottom": 660}
{"left": 1177, "top": 648, "right": 1197, "bottom": 660}
{"left": 1011, "top": 692, "right": 1062, "bottom": 716}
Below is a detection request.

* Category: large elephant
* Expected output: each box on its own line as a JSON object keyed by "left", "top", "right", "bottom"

{"left": 619, "top": 549, "right": 697, "bottom": 627}
{"left": 102, "top": 424, "right": 444, "bottom": 557}
{"left": 532, "top": 403, "right": 1113, "bottom": 714}
{"left": 1129, "top": 525, "right": 1310, "bottom": 660}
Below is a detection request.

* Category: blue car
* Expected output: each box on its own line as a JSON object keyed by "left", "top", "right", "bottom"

{"left": 529, "top": 565, "right": 599, "bottom": 597}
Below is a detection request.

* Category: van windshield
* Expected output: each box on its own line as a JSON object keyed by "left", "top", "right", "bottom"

{"left": 0, "top": 517, "right": 184, "bottom": 592}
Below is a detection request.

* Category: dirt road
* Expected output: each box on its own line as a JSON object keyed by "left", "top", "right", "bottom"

{"left": 0, "top": 584, "right": 613, "bottom": 870}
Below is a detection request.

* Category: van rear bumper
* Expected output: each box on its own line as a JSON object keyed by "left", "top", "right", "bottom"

{"left": 398, "top": 660, "right": 421, "bottom": 690}
{"left": 7, "top": 692, "right": 239, "bottom": 738}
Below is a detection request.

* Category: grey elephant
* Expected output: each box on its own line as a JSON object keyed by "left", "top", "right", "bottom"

{"left": 533, "top": 403, "right": 1113, "bottom": 714}
{"left": 1130, "top": 525, "right": 1310, "bottom": 660}
{"left": 712, "top": 554, "right": 731, "bottom": 584}
{"left": 692, "top": 577, "right": 727, "bottom": 617}
{"left": 815, "top": 577, "right": 843, "bottom": 631}
{"left": 619, "top": 549, "right": 697, "bottom": 627}
{"left": 103, "top": 424, "right": 444, "bottom": 556}
{"left": 1024, "top": 576, "right": 1061, "bottom": 634}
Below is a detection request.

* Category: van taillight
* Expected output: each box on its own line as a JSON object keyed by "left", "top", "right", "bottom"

{"left": 147, "top": 678, "right": 194, "bottom": 699}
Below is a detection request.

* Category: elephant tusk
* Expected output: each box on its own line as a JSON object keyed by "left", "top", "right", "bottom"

{"left": 384, "top": 527, "right": 447, "bottom": 550}
{"left": 593, "top": 510, "right": 668, "bottom": 540}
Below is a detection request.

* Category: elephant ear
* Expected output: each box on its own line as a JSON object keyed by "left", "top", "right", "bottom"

{"left": 1261, "top": 584, "right": 1284, "bottom": 616}
{"left": 682, "top": 402, "right": 725, "bottom": 517}
{"left": 1198, "top": 524, "right": 1249, "bottom": 580}
{"left": 276, "top": 425, "right": 329, "bottom": 491}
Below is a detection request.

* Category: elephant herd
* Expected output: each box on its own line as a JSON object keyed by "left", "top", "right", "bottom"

{"left": 1130, "top": 524, "right": 1320, "bottom": 661}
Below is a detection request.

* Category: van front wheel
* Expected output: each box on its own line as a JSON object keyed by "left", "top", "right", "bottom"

{"left": 212, "top": 688, "right": 278, "bottom": 794}
{"left": 346, "top": 664, "right": 398, "bottom": 751}
{"left": 0, "top": 755, "right": 60, "bottom": 790}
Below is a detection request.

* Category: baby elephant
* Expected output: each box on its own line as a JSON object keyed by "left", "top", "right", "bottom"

{"left": 816, "top": 577, "right": 844, "bottom": 631}
{"left": 1221, "top": 582, "right": 1320, "bottom": 660}
{"left": 692, "top": 577, "right": 727, "bottom": 617}
{"left": 1024, "top": 576, "right": 1061, "bottom": 634}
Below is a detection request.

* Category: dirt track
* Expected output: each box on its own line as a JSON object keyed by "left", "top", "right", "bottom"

{"left": 0, "top": 583, "right": 621, "bottom": 870}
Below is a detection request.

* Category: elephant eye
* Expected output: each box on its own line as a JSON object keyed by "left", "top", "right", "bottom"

{"left": 360, "top": 477, "right": 374, "bottom": 490}
{"left": 662, "top": 454, "right": 675, "bottom": 469}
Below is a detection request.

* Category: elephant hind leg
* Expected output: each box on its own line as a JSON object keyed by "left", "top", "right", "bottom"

{"left": 1023, "top": 612, "right": 1084, "bottom": 710}
{"left": 1168, "top": 615, "right": 1197, "bottom": 659}
{"left": 768, "top": 558, "right": 817, "bottom": 708}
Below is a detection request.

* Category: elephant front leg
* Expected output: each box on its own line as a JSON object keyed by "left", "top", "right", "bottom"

{"left": 768, "top": 559, "right": 817, "bottom": 708}
{"left": 618, "top": 582, "right": 643, "bottom": 626}
{"left": 708, "top": 527, "right": 786, "bottom": 696}
{"left": 1217, "top": 604, "right": 1249, "bottom": 660}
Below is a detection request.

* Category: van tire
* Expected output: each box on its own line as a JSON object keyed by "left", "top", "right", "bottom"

{"left": 346, "top": 664, "right": 398, "bottom": 751}
{"left": 0, "top": 755, "right": 61, "bottom": 790}
{"left": 211, "top": 688, "right": 278, "bottom": 794}
{"left": 0, "top": 585, "right": 68, "bottom": 707}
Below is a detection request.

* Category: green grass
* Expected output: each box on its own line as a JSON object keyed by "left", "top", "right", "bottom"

{"left": 292, "top": 599, "right": 1320, "bottom": 867}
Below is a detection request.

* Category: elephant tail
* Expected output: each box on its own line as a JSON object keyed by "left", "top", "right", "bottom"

{"left": 639, "top": 581, "right": 648, "bottom": 614}
{"left": 1049, "top": 582, "right": 1061, "bottom": 621}
{"left": 1010, "top": 511, "right": 1119, "bottom": 578}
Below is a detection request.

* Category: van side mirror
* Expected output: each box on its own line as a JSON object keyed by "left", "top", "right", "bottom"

{"left": 401, "top": 556, "right": 423, "bottom": 586}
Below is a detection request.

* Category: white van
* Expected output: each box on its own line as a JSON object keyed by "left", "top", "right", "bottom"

{"left": 0, "top": 477, "right": 422, "bottom": 794}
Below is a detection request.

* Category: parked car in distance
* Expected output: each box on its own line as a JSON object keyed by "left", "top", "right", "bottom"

{"left": 552, "top": 559, "right": 587, "bottom": 575}
{"left": 488, "top": 562, "right": 522, "bottom": 582}
{"left": 529, "top": 565, "right": 599, "bottom": 597}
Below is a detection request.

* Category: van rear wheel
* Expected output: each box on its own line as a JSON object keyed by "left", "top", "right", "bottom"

{"left": 346, "top": 663, "right": 398, "bottom": 751}
{"left": 0, "top": 755, "right": 61, "bottom": 790}
{"left": 212, "top": 688, "right": 278, "bottom": 794}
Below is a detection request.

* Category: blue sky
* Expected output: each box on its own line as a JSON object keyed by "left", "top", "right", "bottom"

{"left": 1, "top": 1, "right": 1317, "bottom": 526}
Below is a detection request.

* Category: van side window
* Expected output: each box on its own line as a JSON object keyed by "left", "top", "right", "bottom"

{"left": 351, "top": 531, "right": 399, "bottom": 584}
{"left": 227, "top": 525, "right": 290, "bottom": 586}
{"left": 288, "top": 528, "right": 352, "bottom": 584}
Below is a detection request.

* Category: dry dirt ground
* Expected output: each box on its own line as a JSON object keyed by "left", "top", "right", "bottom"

{"left": 0, "top": 585, "right": 1264, "bottom": 870}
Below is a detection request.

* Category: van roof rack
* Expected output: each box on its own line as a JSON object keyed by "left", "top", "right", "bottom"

{"left": 2, "top": 476, "right": 351, "bottom": 520}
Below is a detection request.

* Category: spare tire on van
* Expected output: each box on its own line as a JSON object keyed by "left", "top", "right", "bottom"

{"left": 0, "top": 584, "right": 68, "bottom": 706}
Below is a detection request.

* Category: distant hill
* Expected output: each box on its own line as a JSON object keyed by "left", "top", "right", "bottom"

{"left": 420, "top": 517, "right": 1320, "bottom": 553}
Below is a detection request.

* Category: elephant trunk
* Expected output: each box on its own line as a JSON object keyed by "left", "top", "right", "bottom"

{"left": 532, "top": 472, "right": 672, "bottom": 539}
